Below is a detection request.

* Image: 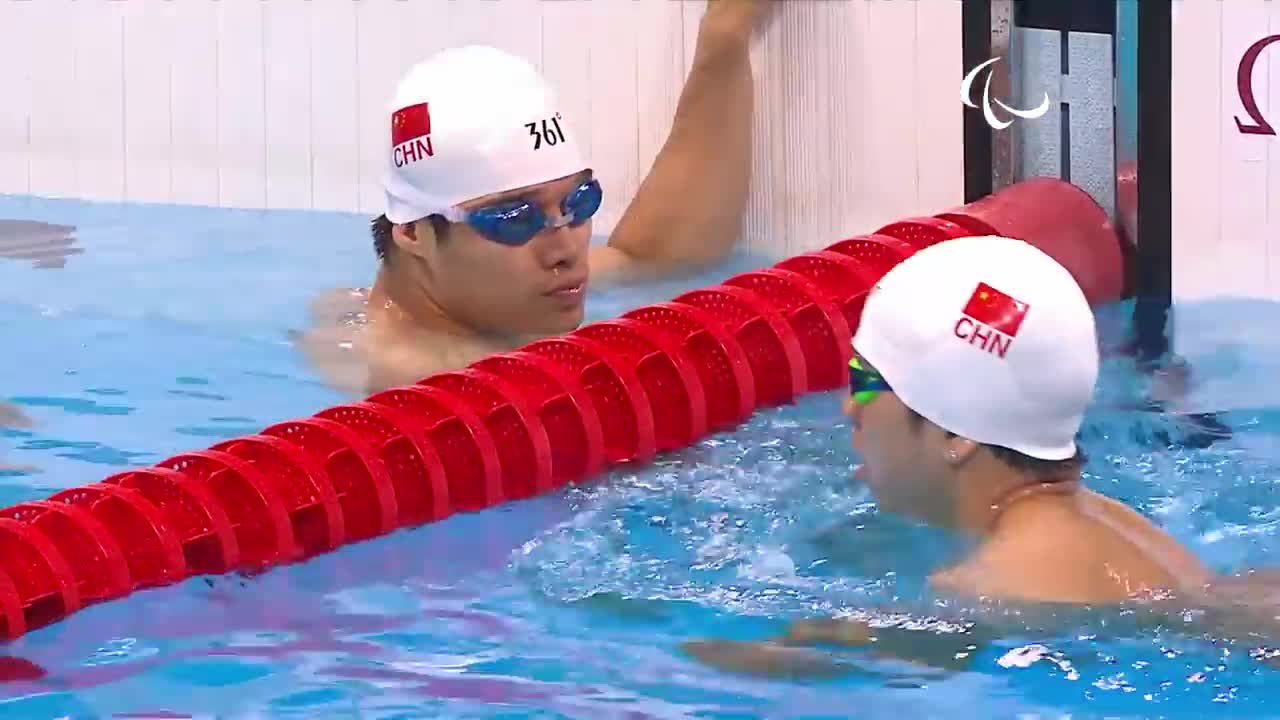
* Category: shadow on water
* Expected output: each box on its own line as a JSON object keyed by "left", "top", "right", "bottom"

{"left": 0, "top": 219, "right": 82, "bottom": 270}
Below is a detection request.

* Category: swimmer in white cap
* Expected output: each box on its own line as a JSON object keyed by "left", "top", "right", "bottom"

{"left": 836, "top": 235, "right": 1211, "bottom": 603}
{"left": 681, "top": 236, "right": 1280, "bottom": 676}
{"left": 298, "top": 1, "right": 769, "bottom": 393}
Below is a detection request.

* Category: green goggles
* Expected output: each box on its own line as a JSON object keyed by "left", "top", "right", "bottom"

{"left": 848, "top": 355, "right": 891, "bottom": 405}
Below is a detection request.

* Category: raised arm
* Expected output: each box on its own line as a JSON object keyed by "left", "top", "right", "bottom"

{"left": 591, "top": 0, "right": 765, "bottom": 285}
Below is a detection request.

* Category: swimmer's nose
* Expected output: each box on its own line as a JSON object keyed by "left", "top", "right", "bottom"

{"left": 532, "top": 212, "right": 582, "bottom": 270}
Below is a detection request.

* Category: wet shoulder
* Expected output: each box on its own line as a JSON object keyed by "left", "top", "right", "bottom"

{"left": 935, "top": 492, "right": 1209, "bottom": 604}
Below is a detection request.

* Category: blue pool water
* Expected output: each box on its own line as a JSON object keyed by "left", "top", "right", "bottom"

{"left": 3, "top": 194, "right": 1280, "bottom": 718}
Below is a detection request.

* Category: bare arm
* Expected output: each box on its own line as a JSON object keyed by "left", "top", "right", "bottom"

{"left": 682, "top": 615, "right": 993, "bottom": 679}
{"left": 591, "top": 1, "right": 762, "bottom": 286}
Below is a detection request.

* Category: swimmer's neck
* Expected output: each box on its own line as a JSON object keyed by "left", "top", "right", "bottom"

{"left": 947, "top": 459, "right": 1082, "bottom": 537}
{"left": 370, "top": 260, "right": 509, "bottom": 344}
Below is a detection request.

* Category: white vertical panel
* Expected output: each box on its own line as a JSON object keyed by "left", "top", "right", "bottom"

{"left": 846, "top": 0, "right": 880, "bottom": 231}
{"left": 914, "top": 0, "right": 964, "bottom": 216}
{"left": 309, "top": 0, "right": 360, "bottom": 212}
{"left": 443, "top": 0, "right": 500, "bottom": 48}
{"left": 262, "top": 0, "right": 314, "bottom": 210}
{"left": 73, "top": 1, "right": 126, "bottom": 202}
{"left": 354, "top": 1, "right": 404, "bottom": 216}
{"left": 633, "top": 0, "right": 685, "bottom": 183}
{"left": 741, "top": 17, "right": 785, "bottom": 258}
{"left": 585, "top": 0, "right": 640, "bottom": 233}
{"left": 122, "top": 1, "right": 175, "bottom": 204}
{"left": 756, "top": 1, "right": 863, "bottom": 256}
{"left": 862, "top": 0, "right": 921, "bottom": 229}
{"left": 169, "top": 0, "right": 220, "bottom": 206}
{"left": 1268, "top": 3, "right": 1280, "bottom": 298}
{"left": 541, "top": 2, "right": 596, "bottom": 217}
{"left": 216, "top": 0, "right": 267, "bottom": 209}
{"left": 1170, "top": 0, "right": 1224, "bottom": 304}
{"left": 0, "top": 0, "right": 32, "bottom": 195}
{"left": 447, "top": 0, "right": 541, "bottom": 66}
{"left": 1219, "top": 1, "right": 1270, "bottom": 298}
{"left": 826, "top": 1, "right": 869, "bottom": 245}
{"left": 26, "top": 0, "right": 78, "bottom": 199}
{"left": 353, "top": 0, "right": 454, "bottom": 217}
{"left": 387, "top": 0, "right": 449, "bottom": 101}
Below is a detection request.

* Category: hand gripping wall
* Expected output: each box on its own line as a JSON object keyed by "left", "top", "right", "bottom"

{"left": 0, "top": 178, "right": 1125, "bottom": 640}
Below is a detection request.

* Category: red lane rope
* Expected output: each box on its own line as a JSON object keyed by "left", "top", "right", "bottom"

{"left": 0, "top": 179, "right": 1125, "bottom": 639}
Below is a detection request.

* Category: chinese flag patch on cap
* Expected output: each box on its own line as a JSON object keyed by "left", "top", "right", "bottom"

{"left": 962, "top": 282, "right": 1030, "bottom": 336}
{"left": 391, "top": 103, "right": 431, "bottom": 146}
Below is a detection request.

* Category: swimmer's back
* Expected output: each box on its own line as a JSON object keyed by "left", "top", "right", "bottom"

{"left": 934, "top": 488, "right": 1214, "bottom": 605}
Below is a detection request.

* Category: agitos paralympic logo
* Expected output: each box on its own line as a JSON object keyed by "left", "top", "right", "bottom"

{"left": 960, "top": 56, "right": 1050, "bottom": 130}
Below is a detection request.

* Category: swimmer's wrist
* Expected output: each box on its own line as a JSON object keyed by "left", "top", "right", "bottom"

{"left": 697, "top": 7, "right": 755, "bottom": 53}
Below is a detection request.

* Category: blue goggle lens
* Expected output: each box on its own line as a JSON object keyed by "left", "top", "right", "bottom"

{"left": 466, "top": 178, "right": 602, "bottom": 246}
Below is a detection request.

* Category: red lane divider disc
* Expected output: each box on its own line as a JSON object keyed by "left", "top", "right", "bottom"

{"left": 522, "top": 336, "right": 656, "bottom": 466}
{"left": 824, "top": 234, "right": 916, "bottom": 281}
{"left": 622, "top": 302, "right": 754, "bottom": 432}
{"left": 722, "top": 268, "right": 852, "bottom": 392}
{"left": 673, "top": 285, "right": 806, "bottom": 407}
{"left": 934, "top": 212, "right": 999, "bottom": 237}
{"left": 0, "top": 569, "right": 23, "bottom": 639}
{"left": 315, "top": 401, "right": 452, "bottom": 524}
{"left": 211, "top": 435, "right": 346, "bottom": 557}
{"left": 157, "top": 451, "right": 301, "bottom": 572}
{"left": 364, "top": 388, "right": 502, "bottom": 513}
{"left": 261, "top": 418, "right": 398, "bottom": 542}
{"left": 573, "top": 318, "right": 708, "bottom": 451}
{"left": 774, "top": 251, "right": 879, "bottom": 335}
{"left": 102, "top": 467, "right": 241, "bottom": 575}
{"left": 419, "top": 369, "right": 555, "bottom": 501}
{"left": 0, "top": 517, "right": 79, "bottom": 631}
{"left": 470, "top": 350, "right": 606, "bottom": 486}
{"left": 0, "top": 501, "right": 131, "bottom": 605}
{"left": 874, "top": 216, "right": 970, "bottom": 250}
{"left": 48, "top": 483, "right": 186, "bottom": 590}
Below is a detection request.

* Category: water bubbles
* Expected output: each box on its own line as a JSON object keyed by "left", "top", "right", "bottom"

{"left": 738, "top": 547, "right": 797, "bottom": 582}
{"left": 998, "top": 644, "right": 1051, "bottom": 669}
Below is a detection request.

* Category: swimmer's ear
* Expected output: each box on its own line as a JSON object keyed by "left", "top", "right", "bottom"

{"left": 389, "top": 218, "right": 438, "bottom": 260}
{"left": 943, "top": 437, "right": 979, "bottom": 466}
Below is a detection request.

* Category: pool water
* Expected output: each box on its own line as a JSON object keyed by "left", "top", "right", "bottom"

{"left": 3, "top": 194, "right": 1280, "bottom": 719}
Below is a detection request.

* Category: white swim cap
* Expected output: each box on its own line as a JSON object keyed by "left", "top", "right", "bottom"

{"left": 382, "top": 45, "right": 588, "bottom": 224}
{"left": 853, "top": 235, "right": 1099, "bottom": 460}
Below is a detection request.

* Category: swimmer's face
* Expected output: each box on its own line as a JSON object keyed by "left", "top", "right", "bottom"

{"left": 395, "top": 172, "right": 592, "bottom": 337}
{"left": 844, "top": 353, "right": 955, "bottom": 524}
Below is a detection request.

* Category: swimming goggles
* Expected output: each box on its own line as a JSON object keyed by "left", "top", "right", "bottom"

{"left": 439, "top": 178, "right": 603, "bottom": 246}
{"left": 848, "top": 356, "right": 891, "bottom": 405}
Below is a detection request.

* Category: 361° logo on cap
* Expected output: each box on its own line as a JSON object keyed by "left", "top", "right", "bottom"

{"left": 527, "top": 113, "right": 567, "bottom": 150}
